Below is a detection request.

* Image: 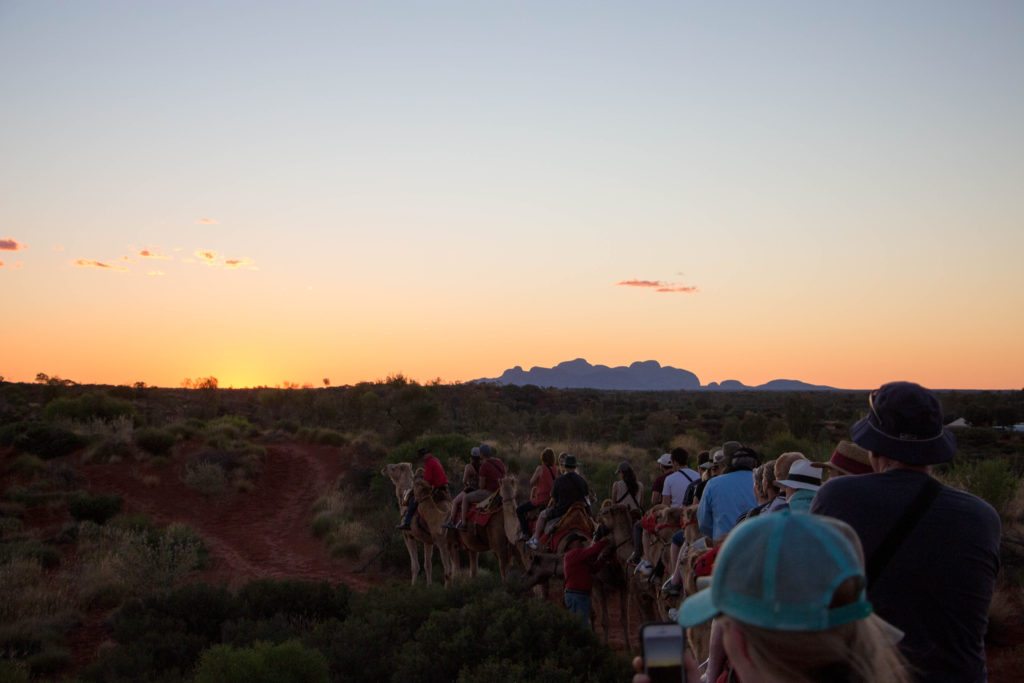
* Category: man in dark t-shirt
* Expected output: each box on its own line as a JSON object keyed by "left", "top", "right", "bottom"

{"left": 526, "top": 454, "right": 588, "bottom": 550}
{"left": 812, "top": 382, "right": 1000, "bottom": 683}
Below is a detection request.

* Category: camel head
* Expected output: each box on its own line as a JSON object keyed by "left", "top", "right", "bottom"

{"left": 599, "top": 502, "right": 632, "bottom": 532}
{"left": 499, "top": 475, "right": 517, "bottom": 500}
{"left": 412, "top": 476, "right": 432, "bottom": 500}
{"left": 382, "top": 462, "right": 414, "bottom": 498}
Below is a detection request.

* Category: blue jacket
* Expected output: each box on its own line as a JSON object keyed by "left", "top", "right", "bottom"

{"left": 697, "top": 469, "right": 757, "bottom": 540}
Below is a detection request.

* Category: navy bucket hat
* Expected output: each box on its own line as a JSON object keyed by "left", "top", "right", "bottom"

{"left": 850, "top": 382, "right": 956, "bottom": 465}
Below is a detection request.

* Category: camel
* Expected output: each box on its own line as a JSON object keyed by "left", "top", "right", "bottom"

{"left": 521, "top": 548, "right": 632, "bottom": 652}
{"left": 381, "top": 462, "right": 455, "bottom": 586}
{"left": 455, "top": 480, "right": 517, "bottom": 579}
{"left": 600, "top": 502, "right": 660, "bottom": 625}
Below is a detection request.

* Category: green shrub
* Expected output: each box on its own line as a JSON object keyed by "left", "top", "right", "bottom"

{"left": 0, "top": 421, "right": 27, "bottom": 447}
{"left": 0, "top": 660, "right": 29, "bottom": 683}
{"left": 44, "top": 392, "right": 134, "bottom": 423}
{"left": 183, "top": 461, "right": 227, "bottom": 496}
{"left": 167, "top": 418, "right": 207, "bottom": 440}
{"left": 27, "top": 645, "right": 71, "bottom": 676}
{"left": 134, "top": 427, "right": 176, "bottom": 456}
{"left": 948, "top": 458, "right": 1018, "bottom": 517}
{"left": 236, "top": 580, "right": 350, "bottom": 622}
{"left": 85, "top": 435, "right": 135, "bottom": 463}
{"left": 194, "top": 640, "right": 328, "bottom": 683}
{"left": 68, "top": 492, "right": 123, "bottom": 524}
{"left": 0, "top": 540, "right": 61, "bottom": 569}
{"left": 6, "top": 454, "right": 46, "bottom": 475}
{"left": 12, "top": 423, "right": 86, "bottom": 459}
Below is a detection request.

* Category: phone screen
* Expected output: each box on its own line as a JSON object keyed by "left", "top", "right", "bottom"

{"left": 642, "top": 623, "right": 685, "bottom": 683}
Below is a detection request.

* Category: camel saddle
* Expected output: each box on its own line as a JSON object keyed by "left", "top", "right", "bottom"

{"left": 538, "top": 502, "right": 595, "bottom": 553}
{"left": 465, "top": 491, "right": 503, "bottom": 527}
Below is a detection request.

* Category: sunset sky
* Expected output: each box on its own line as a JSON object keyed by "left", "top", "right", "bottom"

{"left": 2, "top": 2, "right": 1022, "bottom": 389}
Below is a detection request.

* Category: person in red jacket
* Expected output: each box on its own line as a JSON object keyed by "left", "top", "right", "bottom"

{"left": 397, "top": 447, "right": 449, "bottom": 530}
{"left": 562, "top": 526, "right": 612, "bottom": 628}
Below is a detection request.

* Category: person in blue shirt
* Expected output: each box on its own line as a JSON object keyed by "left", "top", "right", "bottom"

{"left": 697, "top": 446, "right": 758, "bottom": 543}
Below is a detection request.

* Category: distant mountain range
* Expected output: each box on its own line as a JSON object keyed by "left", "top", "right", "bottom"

{"left": 478, "top": 359, "right": 840, "bottom": 391}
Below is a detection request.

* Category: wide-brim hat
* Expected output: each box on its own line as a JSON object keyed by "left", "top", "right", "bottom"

{"left": 775, "top": 459, "right": 823, "bottom": 491}
{"left": 850, "top": 382, "right": 956, "bottom": 466}
{"left": 700, "top": 449, "right": 725, "bottom": 470}
{"left": 811, "top": 441, "right": 873, "bottom": 476}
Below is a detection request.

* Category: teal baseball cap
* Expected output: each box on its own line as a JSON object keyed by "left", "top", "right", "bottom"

{"left": 677, "top": 511, "right": 873, "bottom": 631}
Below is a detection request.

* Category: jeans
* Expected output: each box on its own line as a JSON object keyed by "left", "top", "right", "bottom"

{"left": 564, "top": 591, "right": 591, "bottom": 629}
{"left": 402, "top": 497, "right": 418, "bottom": 526}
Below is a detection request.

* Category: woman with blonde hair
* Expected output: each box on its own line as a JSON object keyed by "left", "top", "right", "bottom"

{"left": 634, "top": 511, "right": 910, "bottom": 683}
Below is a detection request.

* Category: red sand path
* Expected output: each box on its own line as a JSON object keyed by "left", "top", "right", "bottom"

{"left": 81, "top": 442, "right": 376, "bottom": 590}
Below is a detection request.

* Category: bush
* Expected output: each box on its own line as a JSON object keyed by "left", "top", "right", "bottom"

{"left": 6, "top": 454, "right": 46, "bottom": 475}
{"left": 194, "top": 640, "right": 328, "bottom": 683}
{"left": 947, "top": 458, "right": 1018, "bottom": 517}
{"left": 27, "top": 645, "right": 71, "bottom": 676}
{"left": 135, "top": 427, "right": 176, "bottom": 456}
{"left": 0, "top": 661, "right": 29, "bottom": 683}
{"left": 183, "top": 461, "right": 227, "bottom": 496}
{"left": 68, "top": 492, "right": 124, "bottom": 524}
{"left": 44, "top": 392, "right": 134, "bottom": 423}
{"left": 85, "top": 435, "right": 135, "bottom": 463}
{"left": 12, "top": 423, "right": 86, "bottom": 459}
{"left": 236, "top": 580, "right": 350, "bottom": 622}
{"left": 0, "top": 540, "right": 61, "bottom": 569}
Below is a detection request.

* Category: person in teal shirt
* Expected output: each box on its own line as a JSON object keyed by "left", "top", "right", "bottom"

{"left": 774, "top": 459, "right": 823, "bottom": 513}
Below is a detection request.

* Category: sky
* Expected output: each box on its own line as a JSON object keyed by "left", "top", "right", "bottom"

{"left": 1, "top": 1, "right": 1022, "bottom": 390}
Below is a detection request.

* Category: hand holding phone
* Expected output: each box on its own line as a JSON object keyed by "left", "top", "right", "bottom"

{"left": 640, "top": 622, "right": 686, "bottom": 683}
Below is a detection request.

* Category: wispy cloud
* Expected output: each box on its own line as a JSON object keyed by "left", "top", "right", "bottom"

{"left": 617, "top": 279, "right": 665, "bottom": 288}
{"left": 139, "top": 248, "right": 172, "bottom": 260}
{"left": 53, "top": 244, "right": 65, "bottom": 252}
{"left": 74, "top": 259, "right": 127, "bottom": 272}
{"left": 223, "top": 257, "right": 255, "bottom": 269}
{"left": 195, "top": 249, "right": 218, "bottom": 264}
{"left": 0, "top": 237, "right": 27, "bottom": 251}
{"left": 616, "top": 278, "right": 698, "bottom": 294}
{"left": 147, "top": 270, "right": 166, "bottom": 277}
{"left": 197, "top": 217, "right": 219, "bottom": 225}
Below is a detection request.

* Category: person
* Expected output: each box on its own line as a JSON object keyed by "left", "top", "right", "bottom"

{"left": 660, "top": 447, "right": 698, "bottom": 508}
{"left": 562, "top": 528, "right": 611, "bottom": 628}
{"left": 526, "top": 454, "right": 589, "bottom": 550}
{"left": 516, "top": 447, "right": 558, "bottom": 539}
{"left": 611, "top": 461, "right": 644, "bottom": 514}
{"left": 633, "top": 511, "right": 911, "bottom": 683}
{"left": 447, "top": 446, "right": 481, "bottom": 528}
{"left": 397, "top": 447, "right": 449, "bottom": 530}
{"left": 682, "top": 451, "right": 710, "bottom": 506}
{"left": 811, "top": 382, "right": 1001, "bottom": 683}
{"left": 463, "top": 446, "right": 482, "bottom": 491}
{"left": 811, "top": 440, "right": 872, "bottom": 480}
{"left": 629, "top": 453, "right": 674, "bottom": 565}
{"left": 690, "top": 448, "right": 726, "bottom": 505}
{"left": 774, "top": 459, "right": 823, "bottom": 513}
{"left": 770, "top": 451, "right": 807, "bottom": 509}
{"left": 648, "top": 453, "right": 674, "bottom": 507}
{"left": 454, "top": 443, "right": 505, "bottom": 530}
{"left": 696, "top": 445, "right": 757, "bottom": 544}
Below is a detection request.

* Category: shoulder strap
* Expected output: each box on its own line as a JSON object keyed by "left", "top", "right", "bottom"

{"left": 866, "top": 477, "right": 942, "bottom": 587}
{"left": 681, "top": 469, "right": 696, "bottom": 483}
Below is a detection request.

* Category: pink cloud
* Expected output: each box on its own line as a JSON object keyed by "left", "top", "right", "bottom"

{"left": 139, "top": 248, "right": 171, "bottom": 260}
{"left": 0, "top": 238, "right": 26, "bottom": 251}
{"left": 223, "top": 257, "right": 255, "bottom": 269}
{"left": 74, "top": 259, "right": 127, "bottom": 272}
{"left": 197, "top": 217, "right": 219, "bottom": 225}
{"left": 195, "top": 249, "right": 218, "bottom": 263}
{"left": 617, "top": 278, "right": 699, "bottom": 294}
{"left": 0, "top": 260, "right": 4, "bottom": 267}
{"left": 616, "top": 279, "right": 665, "bottom": 288}
{"left": 147, "top": 270, "right": 166, "bottom": 277}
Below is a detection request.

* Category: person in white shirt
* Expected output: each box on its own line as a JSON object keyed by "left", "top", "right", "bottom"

{"left": 661, "top": 447, "right": 699, "bottom": 508}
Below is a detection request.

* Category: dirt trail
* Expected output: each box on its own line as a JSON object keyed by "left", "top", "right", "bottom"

{"left": 82, "top": 442, "right": 376, "bottom": 590}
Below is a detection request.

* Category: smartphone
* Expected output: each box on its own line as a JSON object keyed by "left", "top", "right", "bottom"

{"left": 640, "top": 621, "right": 686, "bottom": 683}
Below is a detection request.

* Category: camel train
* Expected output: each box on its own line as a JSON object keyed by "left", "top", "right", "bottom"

{"left": 381, "top": 458, "right": 711, "bottom": 657}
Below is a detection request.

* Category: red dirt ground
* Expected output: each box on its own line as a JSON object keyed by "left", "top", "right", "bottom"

{"left": 63, "top": 442, "right": 379, "bottom": 668}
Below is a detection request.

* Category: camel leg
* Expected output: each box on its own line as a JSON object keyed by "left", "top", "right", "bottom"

{"left": 404, "top": 534, "right": 420, "bottom": 586}
{"left": 469, "top": 551, "right": 478, "bottom": 578}
{"left": 620, "top": 583, "right": 632, "bottom": 654}
{"left": 438, "top": 542, "right": 454, "bottom": 587}
{"left": 423, "top": 543, "right": 434, "bottom": 586}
